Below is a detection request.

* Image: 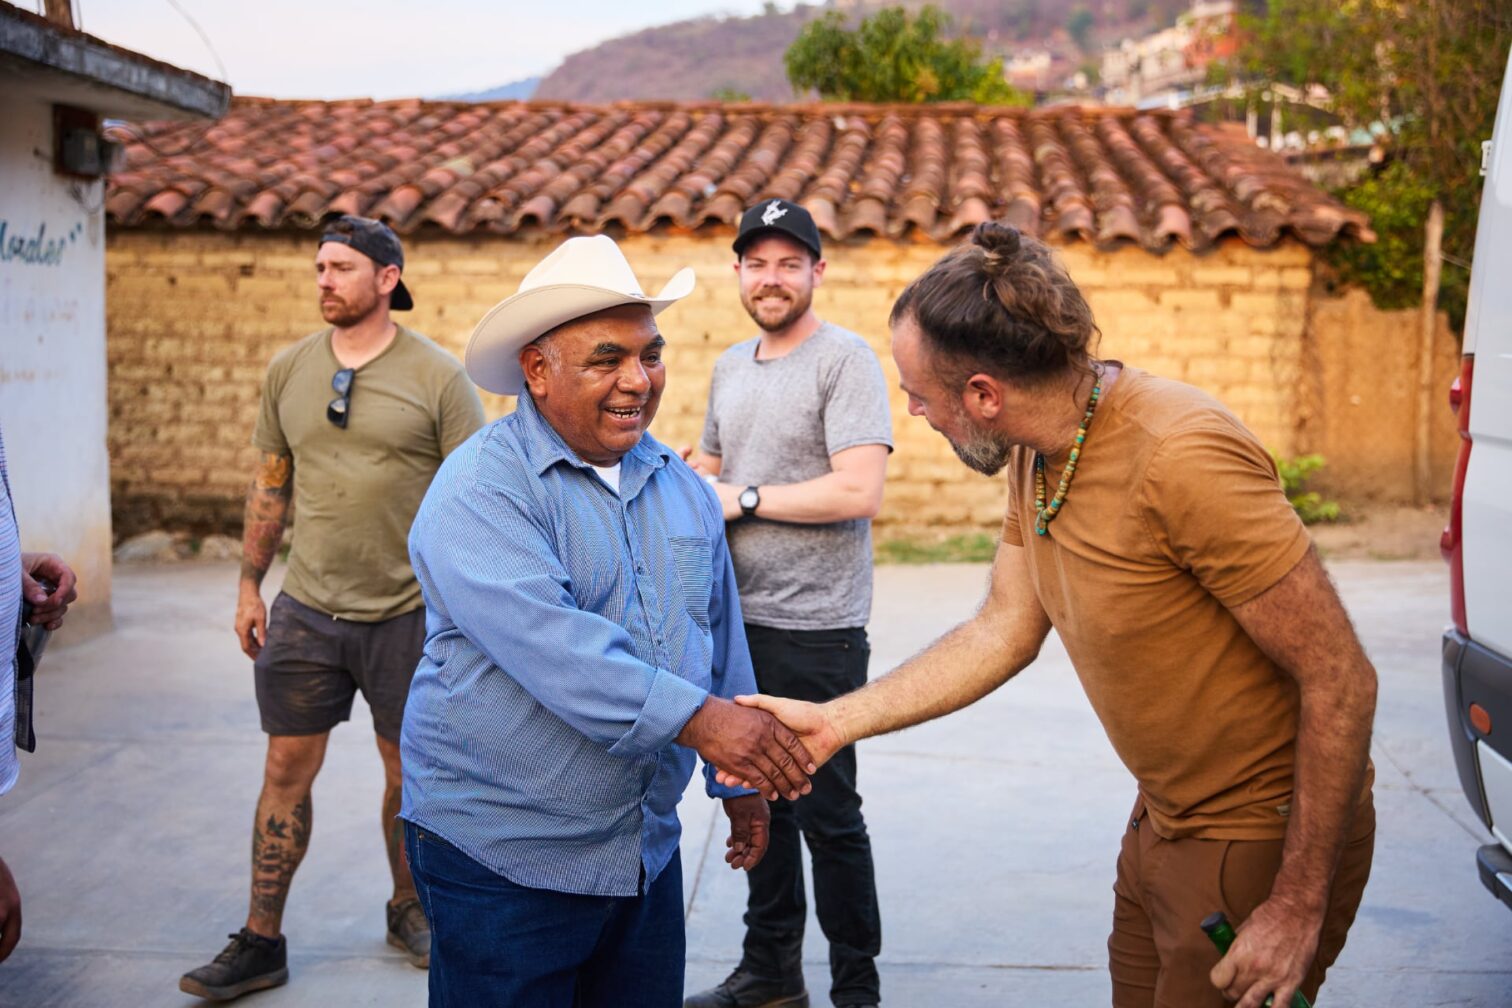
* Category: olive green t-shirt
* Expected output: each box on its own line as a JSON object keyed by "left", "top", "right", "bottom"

{"left": 253, "top": 326, "right": 485, "bottom": 621}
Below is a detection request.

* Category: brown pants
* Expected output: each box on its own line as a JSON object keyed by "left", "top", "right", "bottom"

{"left": 1109, "top": 794, "right": 1375, "bottom": 1008}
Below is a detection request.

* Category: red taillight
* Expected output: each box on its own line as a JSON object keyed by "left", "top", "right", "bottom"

{"left": 1441, "top": 355, "right": 1474, "bottom": 634}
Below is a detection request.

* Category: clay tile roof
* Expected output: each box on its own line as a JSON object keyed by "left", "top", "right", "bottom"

{"left": 104, "top": 97, "right": 1372, "bottom": 251}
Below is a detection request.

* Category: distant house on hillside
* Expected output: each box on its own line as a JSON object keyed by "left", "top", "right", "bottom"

{"left": 1005, "top": 50, "right": 1056, "bottom": 93}
{"left": 1102, "top": 0, "right": 1238, "bottom": 107}
{"left": 101, "top": 96, "right": 1458, "bottom": 543}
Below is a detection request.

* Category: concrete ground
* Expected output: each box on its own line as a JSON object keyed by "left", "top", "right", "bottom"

{"left": 1, "top": 558, "right": 1509, "bottom": 1006}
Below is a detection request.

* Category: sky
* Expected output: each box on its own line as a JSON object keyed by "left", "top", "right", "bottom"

{"left": 52, "top": 0, "right": 780, "bottom": 100}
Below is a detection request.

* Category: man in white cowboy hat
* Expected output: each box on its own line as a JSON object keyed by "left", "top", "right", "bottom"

{"left": 397, "top": 235, "right": 819, "bottom": 1008}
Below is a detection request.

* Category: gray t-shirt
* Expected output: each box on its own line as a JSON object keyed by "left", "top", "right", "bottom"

{"left": 699, "top": 322, "right": 892, "bottom": 630}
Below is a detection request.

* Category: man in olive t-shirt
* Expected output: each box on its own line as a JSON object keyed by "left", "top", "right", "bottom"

{"left": 180, "top": 217, "right": 484, "bottom": 1003}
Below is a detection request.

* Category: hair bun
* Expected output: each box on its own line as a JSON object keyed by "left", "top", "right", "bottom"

{"left": 971, "top": 221, "right": 1021, "bottom": 256}
{"left": 972, "top": 221, "right": 1021, "bottom": 278}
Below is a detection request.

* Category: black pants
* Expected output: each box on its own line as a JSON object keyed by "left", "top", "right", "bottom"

{"left": 740, "top": 624, "right": 881, "bottom": 1006}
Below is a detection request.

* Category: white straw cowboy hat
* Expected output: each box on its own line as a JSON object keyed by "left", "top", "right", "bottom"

{"left": 464, "top": 235, "right": 696, "bottom": 395}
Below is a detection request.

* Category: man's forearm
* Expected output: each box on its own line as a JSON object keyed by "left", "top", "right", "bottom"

{"left": 828, "top": 610, "right": 1041, "bottom": 746}
{"left": 1227, "top": 549, "right": 1380, "bottom": 919}
{"left": 1270, "top": 659, "right": 1376, "bottom": 913}
{"left": 749, "top": 471, "right": 882, "bottom": 524}
{"left": 827, "top": 541, "right": 1051, "bottom": 744}
{"left": 738, "top": 444, "right": 888, "bottom": 524}
{"left": 241, "top": 453, "right": 292, "bottom": 587}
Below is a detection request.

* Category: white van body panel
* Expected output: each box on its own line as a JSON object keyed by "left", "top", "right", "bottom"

{"left": 1461, "top": 46, "right": 1512, "bottom": 655}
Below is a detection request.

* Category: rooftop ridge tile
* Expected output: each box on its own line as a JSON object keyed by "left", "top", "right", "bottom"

{"left": 104, "top": 97, "right": 1372, "bottom": 249}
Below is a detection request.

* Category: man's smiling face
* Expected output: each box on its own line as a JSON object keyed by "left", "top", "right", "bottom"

{"left": 522, "top": 304, "right": 666, "bottom": 467}
{"left": 735, "top": 234, "right": 824, "bottom": 334}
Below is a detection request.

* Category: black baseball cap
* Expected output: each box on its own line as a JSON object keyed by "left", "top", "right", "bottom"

{"left": 733, "top": 198, "right": 822, "bottom": 260}
{"left": 319, "top": 214, "right": 413, "bottom": 310}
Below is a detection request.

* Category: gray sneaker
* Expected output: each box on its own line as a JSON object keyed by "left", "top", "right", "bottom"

{"left": 684, "top": 967, "right": 809, "bottom": 1008}
{"left": 386, "top": 897, "right": 430, "bottom": 968}
{"left": 178, "top": 929, "right": 289, "bottom": 1002}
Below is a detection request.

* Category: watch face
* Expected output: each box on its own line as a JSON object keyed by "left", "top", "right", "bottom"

{"left": 739, "top": 487, "right": 759, "bottom": 509}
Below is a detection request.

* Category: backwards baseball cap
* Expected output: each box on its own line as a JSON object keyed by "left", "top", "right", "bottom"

{"left": 319, "top": 215, "right": 413, "bottom": 311}
{"left": 733, "top": 198, "right": 822, "bottom": 260}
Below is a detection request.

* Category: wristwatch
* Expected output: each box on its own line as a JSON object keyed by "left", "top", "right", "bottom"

{"left": 738, "top": 485, "right": 761, "bottom": 518}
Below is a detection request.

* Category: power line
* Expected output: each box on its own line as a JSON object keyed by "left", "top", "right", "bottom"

{"left": 162, "top": 0, "right": 228, "bottom": 83}
{"left": 97, "top": 0, "right": 229, "bottom": 161}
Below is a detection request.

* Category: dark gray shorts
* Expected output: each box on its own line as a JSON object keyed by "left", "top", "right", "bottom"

{"left": 253, "top": 591, "right": 424, "bottom": 741}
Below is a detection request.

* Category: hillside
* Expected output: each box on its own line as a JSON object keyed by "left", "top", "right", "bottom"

{"left": 532, "top": 0, "right": 1194, "bottom": 103}
{"left": 441, "top": 76, "right": 541, "bottom": 101}
{"left": 534, "top": 9, "right": 814, "bottom": 103}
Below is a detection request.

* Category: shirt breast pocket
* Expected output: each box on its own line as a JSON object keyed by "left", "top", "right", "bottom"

{"left": 667, "top": 536, "right": 712, "bottom": 633}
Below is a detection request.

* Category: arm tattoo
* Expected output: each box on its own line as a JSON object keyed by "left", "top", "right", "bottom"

{"left": 241, "top": 452, "right": 293, "bottom": 586}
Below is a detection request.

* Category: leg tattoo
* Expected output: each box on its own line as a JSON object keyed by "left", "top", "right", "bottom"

{"left": 249, "top": 793, "right": 312, "bottom": 935}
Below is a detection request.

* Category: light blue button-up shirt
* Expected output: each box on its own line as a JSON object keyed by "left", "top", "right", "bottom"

{"left": 400, "top": 392, "right": 755, "bottom": 897}
{"left": 0, "top": 427, "right": 21, "bottom": 796}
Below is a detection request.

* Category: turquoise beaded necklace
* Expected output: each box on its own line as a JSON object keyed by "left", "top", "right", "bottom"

{"left": 1033, "top": 376, "right": 1103, "bottom": 536}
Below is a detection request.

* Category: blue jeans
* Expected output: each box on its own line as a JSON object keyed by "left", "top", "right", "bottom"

{"left": 404, "top": 822, "right": 685, "bottom": 1008}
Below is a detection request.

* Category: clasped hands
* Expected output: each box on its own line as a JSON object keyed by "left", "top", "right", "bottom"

{"left": 677, "top": 693, "right": 843, "bottom": 873}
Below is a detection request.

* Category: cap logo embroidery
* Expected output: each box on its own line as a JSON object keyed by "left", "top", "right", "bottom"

{"left": 760, "top": 200, "right": 788, "bottom": 227}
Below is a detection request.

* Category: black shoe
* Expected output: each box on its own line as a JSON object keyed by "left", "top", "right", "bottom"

{"left": 683, "top": 967, "right": 809, "bottom": 1008}
{"left": 178, "top": 928, "right": 289, "bottom": 1002}
{"left": 386, "top": 897, "right": 431, "bottom": 969}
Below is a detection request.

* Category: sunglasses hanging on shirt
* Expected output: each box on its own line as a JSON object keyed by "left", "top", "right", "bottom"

{"left": 327, "top": 368, "right": 355, "bottom": 428}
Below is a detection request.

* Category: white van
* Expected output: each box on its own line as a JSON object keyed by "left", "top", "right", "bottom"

{"left": 1440, "top": 43, "right": 1512, "bottom": 913}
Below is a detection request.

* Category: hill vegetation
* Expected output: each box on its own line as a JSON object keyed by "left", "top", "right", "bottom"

{"left": 535, "top": 9, "right": 812, "bottom": 102}
{"left": 533, "top": 0, "right": 1192, "bottom": 103}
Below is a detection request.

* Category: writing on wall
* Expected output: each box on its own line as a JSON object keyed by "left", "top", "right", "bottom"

{"left": 0, "top": 219, "right": 82, "bottom": 267}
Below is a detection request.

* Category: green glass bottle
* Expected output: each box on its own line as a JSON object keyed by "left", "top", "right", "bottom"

{"left": 1199, "top": 912, "right": 1313, "bottom": 1008}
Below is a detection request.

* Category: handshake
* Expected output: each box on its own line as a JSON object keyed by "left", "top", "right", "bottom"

{"left": 675, "top": 693, "right": 847, "bottom": 800}
{"left": 676, "top": 693, "right": 850, "bottom": 874}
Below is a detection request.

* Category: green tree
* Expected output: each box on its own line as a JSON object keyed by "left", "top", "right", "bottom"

{"left": 784, "top": 5, "right": 1031, "bottom": 105}
{"left": 1067, "top": 7, "right": 1095, "bottom": 54}
{"left": 1236, "top": 0, "right": 1509, "bottom": 332}
{"left": 1235, "top": 0, "right": 1509, "bottom": 501}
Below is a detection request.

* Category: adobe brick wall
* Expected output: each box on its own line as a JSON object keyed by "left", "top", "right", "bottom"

{"left": 104, "top": 229, "right": 1453, "bottom": 544}
{"left": 1306, "top": 287, "right": 1460, "bottom": 501}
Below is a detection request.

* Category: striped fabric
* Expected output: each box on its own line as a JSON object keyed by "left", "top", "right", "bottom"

{"left": 400, "top": 392, "right": 756, "bottom": 897}
{"left": 0, "top": 427, "right": 22, "bottom": 796}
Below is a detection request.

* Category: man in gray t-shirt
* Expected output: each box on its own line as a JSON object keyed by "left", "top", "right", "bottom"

{"left": 684, "top": 200, "right": 891, "bottom": 1008}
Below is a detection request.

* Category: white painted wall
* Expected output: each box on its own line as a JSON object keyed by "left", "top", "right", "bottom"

{"left": 0, "top": 85, "right": 113, "bottom": 637}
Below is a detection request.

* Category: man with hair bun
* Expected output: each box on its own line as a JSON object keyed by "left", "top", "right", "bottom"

{"left": 726, "top": 222, "right": 1377, "bottom": 1008}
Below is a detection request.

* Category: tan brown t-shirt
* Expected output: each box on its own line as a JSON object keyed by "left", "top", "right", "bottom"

{"left": 253, "top": 326, "right": 485, "bottom": 621}
{"left": 1003, "top": 367, "right": 1314, "bottom": 841}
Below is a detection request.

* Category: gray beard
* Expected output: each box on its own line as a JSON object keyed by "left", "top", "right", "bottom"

{"left": 948, "top": 425, "right": 1014, "bottom": 477}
